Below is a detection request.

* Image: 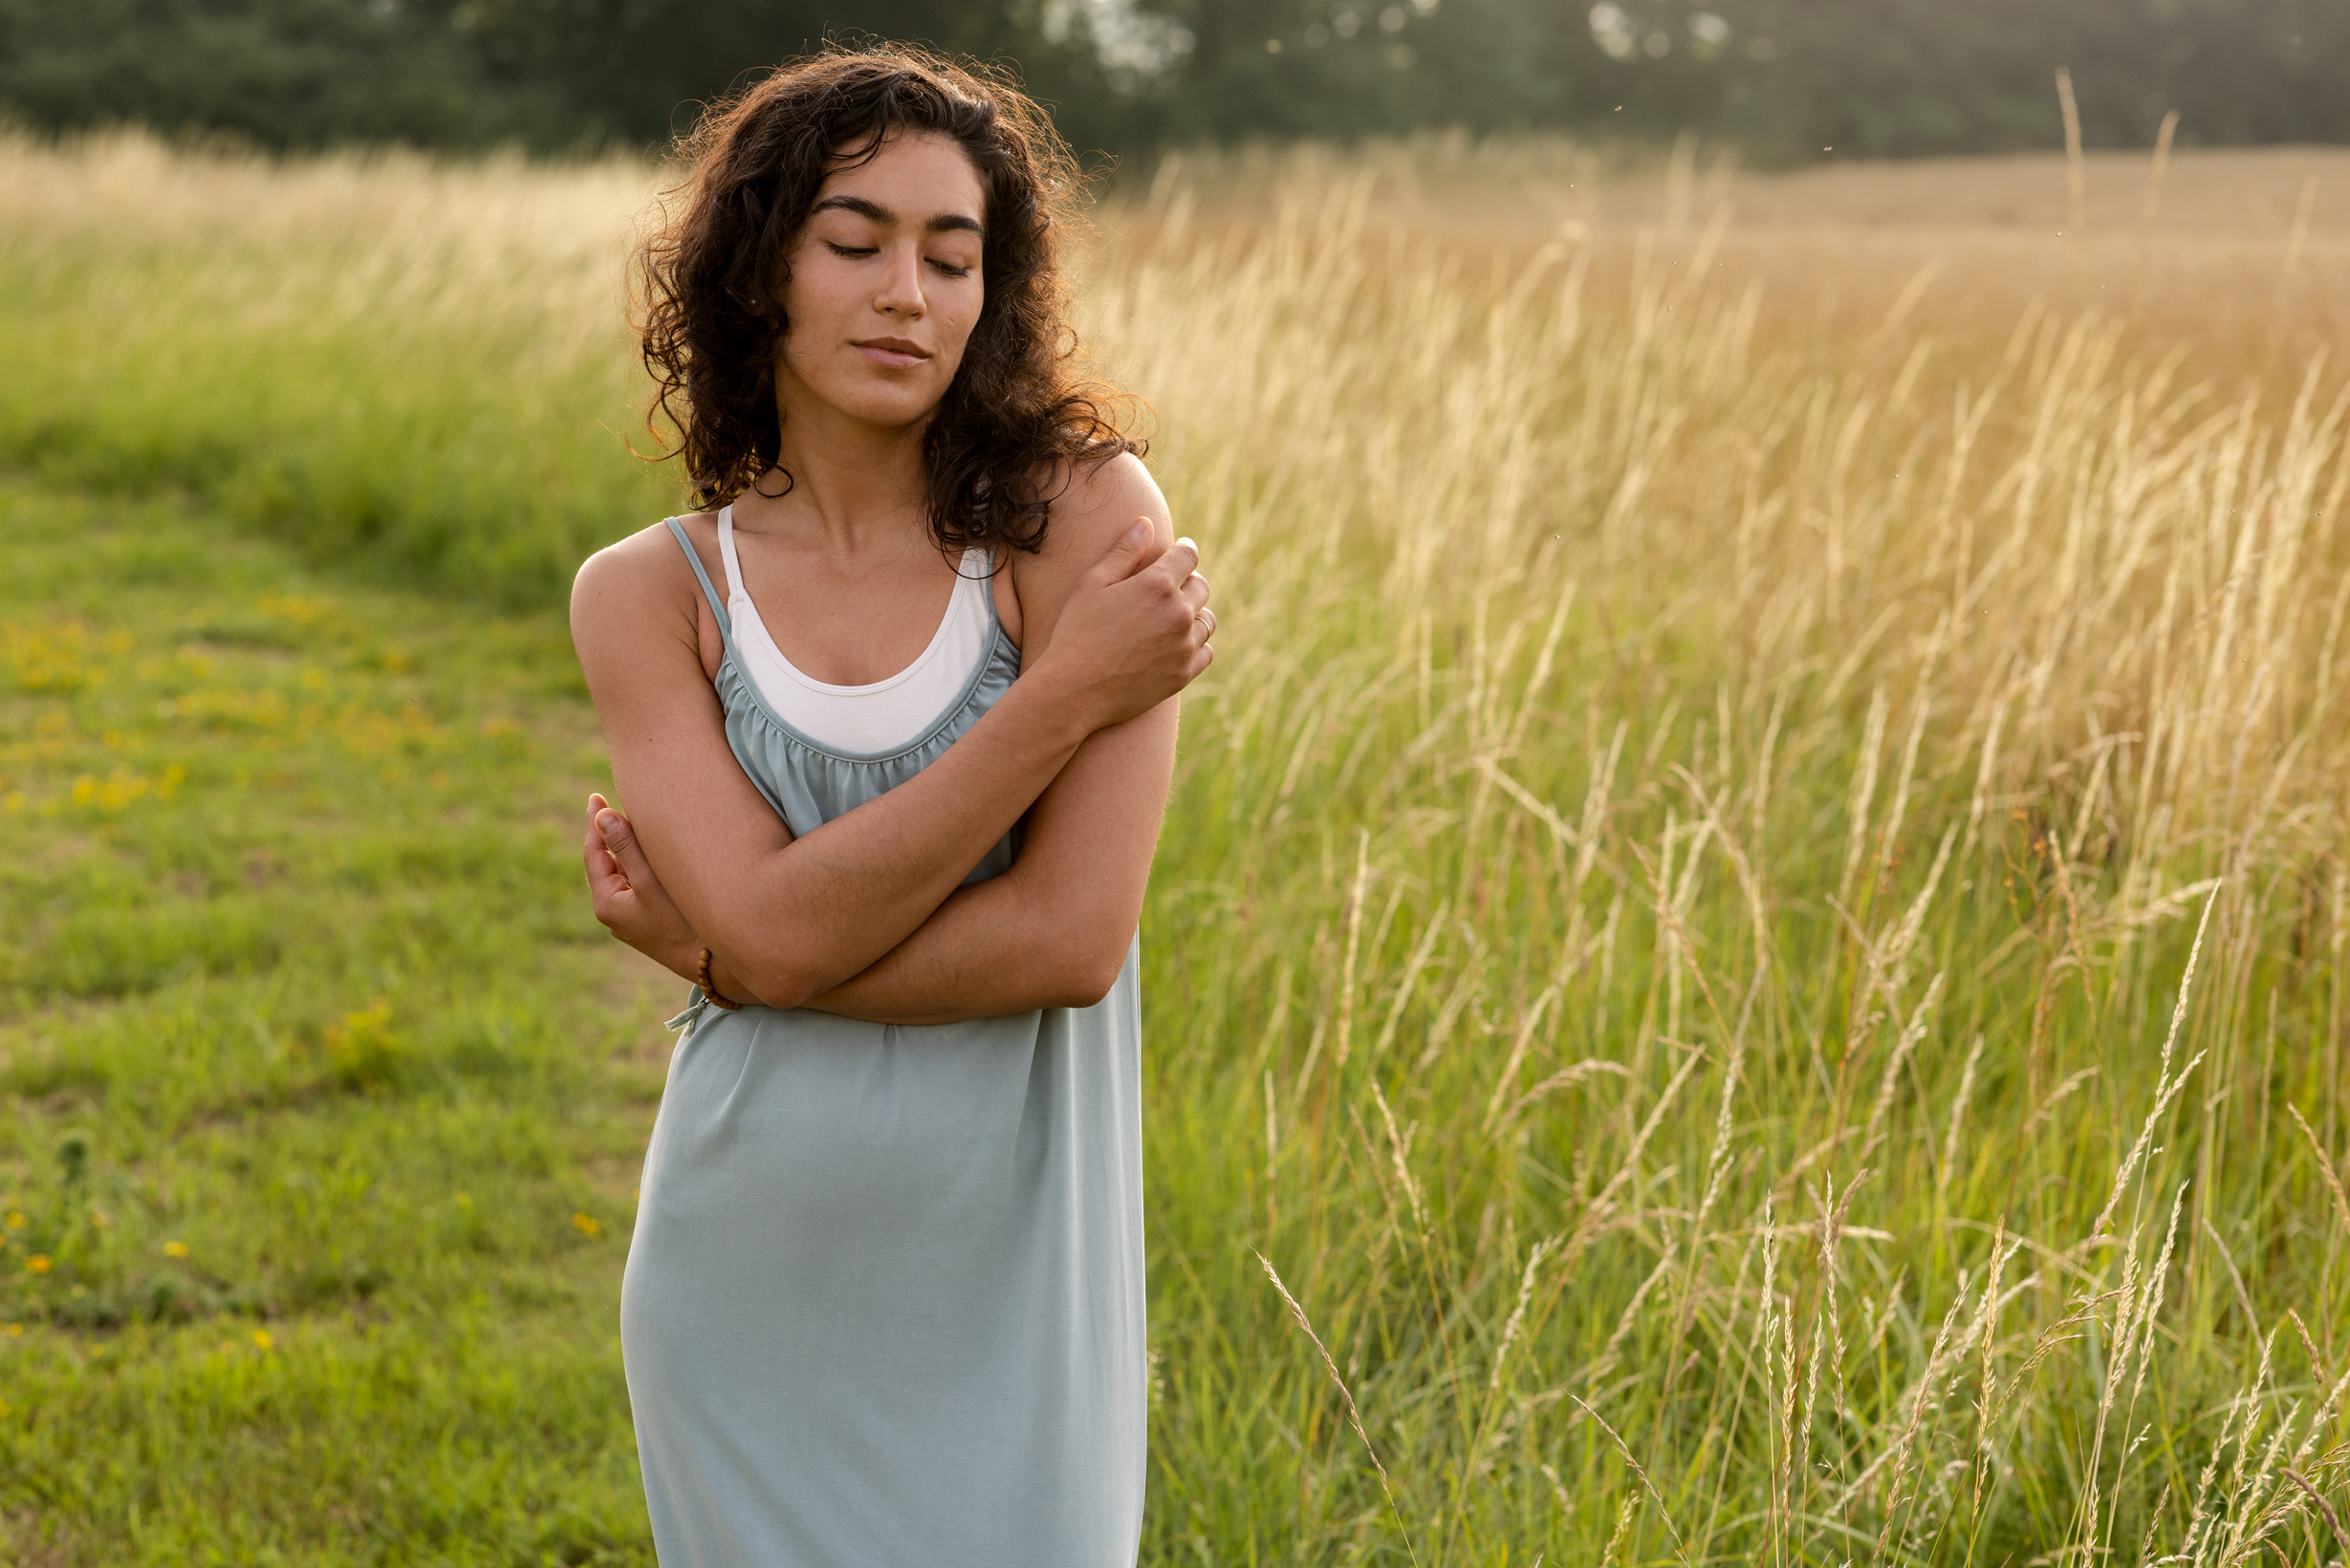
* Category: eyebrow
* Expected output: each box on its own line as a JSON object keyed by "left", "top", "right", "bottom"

{"left": 811, "top": 193, "right": 984, "bottom": 237}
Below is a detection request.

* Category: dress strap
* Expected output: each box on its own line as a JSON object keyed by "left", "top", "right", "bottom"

{"left": 716, "top": 503, "right": 751, "bottom": 602}
{"left": 663, "top": 515, "right": 732, "bottom": 630}
{"left": 968, "top": 545, "right": 1009, "bottom": 641}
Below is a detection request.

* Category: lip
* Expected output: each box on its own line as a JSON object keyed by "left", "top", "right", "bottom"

{"left": 853, "top": 337, "right": 931, "bottom": 369}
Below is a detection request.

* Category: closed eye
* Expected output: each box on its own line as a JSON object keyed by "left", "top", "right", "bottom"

{"left": 928, "top": 259, "right": 972, "bottom": 277}
{"left": 825, "top": 242, "right": 878, "bottom": 258}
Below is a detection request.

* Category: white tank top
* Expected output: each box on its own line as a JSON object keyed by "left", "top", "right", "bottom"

{"left": 717, "top": 504, "right": 993, "bottom": 755}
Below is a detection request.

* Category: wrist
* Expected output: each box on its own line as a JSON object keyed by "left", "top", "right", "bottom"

{"left": 1009, "top": 657, "right": 1104, "bottom": 749}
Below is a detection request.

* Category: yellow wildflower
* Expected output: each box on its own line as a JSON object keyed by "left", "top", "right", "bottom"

{"left": 251, "top": 1329, "right": 273, "bottom": 1350}
{"left": 163, "top": 1240, "right": 189, "bottom": 1258}
{"left": 25, "top": 1254, "right": 51, "bottom": 1274}
{"left": 572, "top": 1212, "right": 601, "bottom": 1238}
{"left": 3, "top": 1211, "right": 21, "bottom": 1229}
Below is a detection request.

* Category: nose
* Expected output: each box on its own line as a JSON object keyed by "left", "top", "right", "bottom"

{"left": 874, "top": 240, "right": 925, "bottom": 319}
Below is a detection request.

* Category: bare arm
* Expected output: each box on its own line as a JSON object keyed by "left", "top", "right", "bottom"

{"left": 789, "top": 702, "right": 1171, "bottom": 1021}
{"left": 792, "top": 458, "right": 1187, "bottom": 1022}
{"left": 570, "top": 481, "right": 1208, "bottom": 1012}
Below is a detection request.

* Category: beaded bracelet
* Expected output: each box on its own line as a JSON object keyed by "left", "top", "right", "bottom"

{"left": 695, "top": 947, "right": 744, "bottom": 1012}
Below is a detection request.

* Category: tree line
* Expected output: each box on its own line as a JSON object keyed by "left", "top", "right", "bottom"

{"left": 3, "top": 0, "right": 2344, "bottom": 163}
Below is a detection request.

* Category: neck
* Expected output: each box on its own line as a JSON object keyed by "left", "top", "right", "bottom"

{"left": 753, "top": 382, "right": 930, "bottom": 553}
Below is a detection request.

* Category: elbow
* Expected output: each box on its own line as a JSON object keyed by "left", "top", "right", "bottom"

{"left": 733, "top": 957, "right": 829, "bottom": 1013}
{"left": 1045, "top": 975, "right": 1117, "bottom": 1011}
{"left": 729, "top": 925, "right": 884, "bottom": 1013}
{"left": 1037, "top": 927, "right": 1133, "bottom": 1011}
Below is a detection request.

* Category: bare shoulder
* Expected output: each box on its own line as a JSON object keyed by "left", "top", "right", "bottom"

{"left": 1012, "top": 451, "right": 1172, "bottom": 607}
{"left": 569, "top": 514, "right": 708, "bottom": 665}
{"left": 1002, "top": 451, "right": 1175, "bottom": 665}
{"left": 1034, "top": 451, "right": 1172, "bottom": 569}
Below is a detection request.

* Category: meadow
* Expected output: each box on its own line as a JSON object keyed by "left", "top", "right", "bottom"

{"left": 4, "top": 127, "right": 2350, "bottom": 1564}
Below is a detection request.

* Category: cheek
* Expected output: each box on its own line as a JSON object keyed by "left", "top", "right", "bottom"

{"left": 774, "top": 273, "right": 853, "bottom": 376}
{"left": 774, "top": 278, "right": 821, "bottom": 335}
{"left": 942, "top": 284, "right": 986, "bottom": 355}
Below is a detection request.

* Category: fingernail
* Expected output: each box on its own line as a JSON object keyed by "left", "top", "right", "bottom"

{"left": 1177, "top": 535, "right": 1197, "bottom": 552}
{"left": 1127, "top": 519, "right": 1151, "bottom": 543}
{"left": 597, "top": 811, "right": 621, "bottom": 838}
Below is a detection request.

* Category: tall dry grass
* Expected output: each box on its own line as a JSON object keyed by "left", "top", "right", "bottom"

{"left": 6, "top": 129, "right": 2350, "bottom": 1561}
{"left": 1098, "top": 140, "right": 2350, "bottom": 1563}
{"left": 0, "top": 134, "right": 664, "bottom": 599}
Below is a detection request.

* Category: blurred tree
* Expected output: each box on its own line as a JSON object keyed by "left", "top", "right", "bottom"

{"left": 0, "top": 0, "right": 540, "bottom": 147}
{"left": 404, "top": 0, "right": 1132, "bottom": 156}
{"left": 1135, "top": 0, "right": 1619, "bottom": 142}
{"left": 1547, "top": 0, "right": 2350, "bottom": 159}
{"left": 2, "top": 0, "right": 2346, "bottom": 160}
{"left": 0, "top": 0, "right": 1128, "bottom": 156}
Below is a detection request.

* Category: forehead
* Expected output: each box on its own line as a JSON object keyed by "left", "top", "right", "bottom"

{"left": 816, "top": 131, "right": 986, "bottom": 219}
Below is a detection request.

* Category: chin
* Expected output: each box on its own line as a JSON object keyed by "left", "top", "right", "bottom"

{"left": 830, "top": 382, "right": 948, "bottom": 429}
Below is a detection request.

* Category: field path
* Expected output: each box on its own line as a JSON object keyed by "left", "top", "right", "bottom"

{"left": 1, "top": 479, "right": 664, "bottom": 1565}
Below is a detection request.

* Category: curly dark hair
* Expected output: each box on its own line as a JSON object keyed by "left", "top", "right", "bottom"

{"left": 634, "top": 44, "right": 1140, "bottom": 556}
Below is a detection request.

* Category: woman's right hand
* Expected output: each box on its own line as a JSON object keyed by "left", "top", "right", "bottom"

{"left": 583, "top": 792, "right": 701, "bottom": 981}
{"left": 1032, "top": 519, "right": 1213, "bottom": 730}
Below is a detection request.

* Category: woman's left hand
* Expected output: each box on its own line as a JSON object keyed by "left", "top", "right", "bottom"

{"left": 583, "top": 792, "right": 699, "bottom": 979}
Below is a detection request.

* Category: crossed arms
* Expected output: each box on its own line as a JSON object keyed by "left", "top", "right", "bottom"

{"left": 567, "top": 455, "right": 1212, "bottom": 1027}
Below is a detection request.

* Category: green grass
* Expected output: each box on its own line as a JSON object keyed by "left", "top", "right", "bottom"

{"left": 14, "top": 468, "right": 2338, "bottom": 1564}
{"left": 0, "top": 481, "right": 663, "bottom": 1563}
{"left": 0, "top": 141, "right": 669, "bottom": 613}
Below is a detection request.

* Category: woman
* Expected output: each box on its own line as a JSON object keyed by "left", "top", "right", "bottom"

{"left": 567, "top": 48, "right": 1211, "bottom": 1568}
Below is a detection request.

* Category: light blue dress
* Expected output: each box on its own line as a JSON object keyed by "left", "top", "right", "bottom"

{"left": 620, "top": 518, "right": 1147, "bottom": 1566}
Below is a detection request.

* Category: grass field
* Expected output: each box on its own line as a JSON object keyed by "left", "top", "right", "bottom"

{"left": 5, "top": 130, "right": 2350, "bottom": 1564}
{"left": 0, "top": 480, "right": 667, "bottom": 1560}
